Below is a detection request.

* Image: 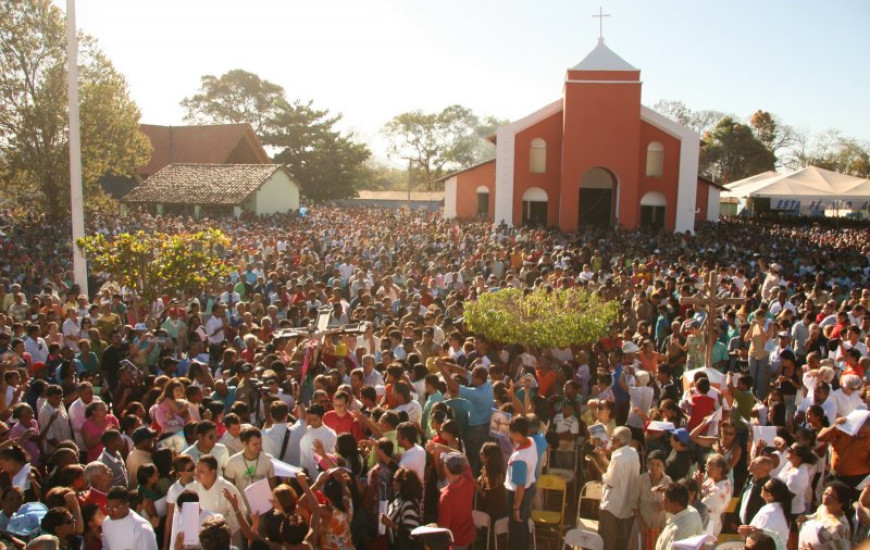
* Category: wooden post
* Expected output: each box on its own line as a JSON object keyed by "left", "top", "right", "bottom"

{"left": 679, "top": 272, "right": 745, "bottom": 368}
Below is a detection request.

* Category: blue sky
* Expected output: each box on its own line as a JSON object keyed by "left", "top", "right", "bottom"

{"left": 58, "top": 0, "right": 869, "bottom": 161}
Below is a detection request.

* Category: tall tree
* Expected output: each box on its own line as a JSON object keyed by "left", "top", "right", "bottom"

{"left": 181, "top": 70, "right": 370, "bottom": 200}
{"left": 797, "top": 129, "right": 870, "bottom": 177}
{"left": 180, "top": 70, "right": 285, "bottom": 136}
{"left": 703, "top": 116, "right": 776, "bottom": 183}
{"left": 749, "top": 110, "right": 801, "bottom": 168}
{"left": 382, "top": 105, "right": 497, "bottom": 190}
{"left": 0, "top": 0, "right": 151, "bottom": 219}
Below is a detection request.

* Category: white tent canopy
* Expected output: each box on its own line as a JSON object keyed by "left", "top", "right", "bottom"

{"left": 723, "top": 166, "right": 870, "bottom": 200}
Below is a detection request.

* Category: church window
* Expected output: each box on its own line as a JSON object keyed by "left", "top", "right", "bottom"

{"left": 646, "top": 142, "right": 664, "bottom": 177}
{"left": 530, "top": 138, "right": 547, "bottom": 174}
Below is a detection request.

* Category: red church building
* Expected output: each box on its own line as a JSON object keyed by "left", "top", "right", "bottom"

{"left": 443, "top": 38, "right": 722, "bottom": 233}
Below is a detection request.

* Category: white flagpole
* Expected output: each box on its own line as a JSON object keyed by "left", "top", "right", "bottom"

{"left": 66, "top": 0, "right": 88, "bottom": 298}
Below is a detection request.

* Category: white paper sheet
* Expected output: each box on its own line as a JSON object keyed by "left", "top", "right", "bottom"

{"left": 271, "top": 457, "right": 302, "bottom": 477}
{"left": 378, "top": 499, "right": 388, "bottom": 536}
{"left": 798, "top": 519, "right": 821, "bottom": 547}
{"left": 244, "top": 478, "right": 273, "bottom": 516}
{"left": 180, "top": 502, "right": 200, "bottom": 544}
{"left": 410, "top": 525, "right": 454, "bottom": 541}
{"left": 672, "top": 533, "right": 716, "bottom": 550}
{"left": 646, "top": 421, "right": 675, "bottom": 432}
{"left": 857, "top": 474, "right": 870, "bottom": 491}
{"left": 629, "top": 386, "right": 654, "bottom": 415}
{"left": 835, "top": 409, "right": 870, "bottom": 437}
{"left": 751, "top": 425, "right": 778, "bottom": 446}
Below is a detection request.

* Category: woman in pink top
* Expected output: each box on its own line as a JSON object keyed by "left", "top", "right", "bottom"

{"left": 81, "top": 400, "right": 119, "bottom": 461}
{"left": 8, "top": 403, "right": 42, "bottom": 467}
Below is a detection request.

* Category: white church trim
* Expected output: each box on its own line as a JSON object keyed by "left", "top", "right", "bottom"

{"left": 494, "top": 99, "right": 563, "bottom": 226}
{"left": 443, "top": 176, "right": 458, "bottom": 218}
{"left": 640, "top": 106, "right": 700, "bottom": 233}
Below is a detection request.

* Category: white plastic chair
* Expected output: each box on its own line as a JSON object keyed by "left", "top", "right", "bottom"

{"left": 472, "top": 510, "right": 491, "bottom": 550}
{"left": 562, "top": 528, "right": 604, "bottom": 550}
{"left": 575, "top": 480, "right": 603, "bottom": 532}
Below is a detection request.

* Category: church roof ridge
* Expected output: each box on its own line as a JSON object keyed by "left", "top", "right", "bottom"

{"left": 570, "top": 38, "right": 638, "bottom": 72}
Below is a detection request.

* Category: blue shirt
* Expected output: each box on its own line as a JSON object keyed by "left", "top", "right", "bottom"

{"left": 458, "top": 380, "right": 494, "bottom": 426}
{"left": 611, "top": 364, "right": 629, "bottom": 403}
{"left": 211, "top": 387, "right": 237, "bottom": 413}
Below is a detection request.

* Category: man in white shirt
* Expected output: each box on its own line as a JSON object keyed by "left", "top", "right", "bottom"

{"left": 23, "top": 325, "right": 48, "bottom": 364}
{"left": 191, "top": 454, "right": 248, "bottom": 548}
{"left": 101, "top": 486, "right": 158, "bottom": 550}
{"left": 655, "top": 483, "right": 705, "bottom": 550}
{"left": 298, "top": 404, "right": 336, "bottom": 477}
{"left": 182, "top": 420, "right": 231, "bottom": 474}
{"left": 394, "top": 383, "right": 423, "bottom": 425}
{"left": 38, "top": 385, "right": 72, "bottom": 455}
{"left": 223, "top": 426, "right": 276, "bottom": 498}
{"left": 262, "top": 402, "right": 307, "bottom": 465}
{"left": 796, "top": 380, "right": 837, "bottom": 425}
{"left": 831, "top": 375, "right": 864, "bottom": 418}
{"left": 593, "top": 427, "right": 640, "bottom": 550}
{"left": 61, "top": 308, "right": 81, "bottom": 349}
{"left": 68, "top": 382, "right": 100, "bottom": 449}
{"left": 396, "top": 422, "right": 426, "bottom": 485}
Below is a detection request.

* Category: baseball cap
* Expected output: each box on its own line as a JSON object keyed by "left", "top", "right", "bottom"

{"left": 670, "top": 428, "right": 690, "bottom": 445}
{"left": 441, "top": 452, "right": 469, "bottom": 474}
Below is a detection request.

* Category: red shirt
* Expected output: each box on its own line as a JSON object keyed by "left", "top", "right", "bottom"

{"left": 687, "top": 394, "right": 716, "bottom": 433}
{"left": 322, "top": 410, "right": 363, "bottom": 441}
{"left": 438, "top": 470, "right": 475, "bottom": 546}
{"left": 83, "top": 487, "right": 108, "bottom": 515}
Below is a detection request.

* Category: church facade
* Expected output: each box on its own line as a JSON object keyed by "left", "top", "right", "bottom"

{"left": 442, "top": 39, "right": 722, "bottom": 233}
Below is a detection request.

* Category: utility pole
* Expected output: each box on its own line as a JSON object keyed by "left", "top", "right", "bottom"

{"left": 66, "top": 0, "right": 88, "bottom": 297}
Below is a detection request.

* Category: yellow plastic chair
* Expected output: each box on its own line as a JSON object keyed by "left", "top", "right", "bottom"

{"left": 531, "top": 474, "right": 568, "bottom": 543}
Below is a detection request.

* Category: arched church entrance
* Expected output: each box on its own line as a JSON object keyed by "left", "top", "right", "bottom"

{"left": 578, "top": 167, "right": 616, "bottom": 227}
{"left": 640, "top": 191, "right": 667, "bottom": 229}
{"left": 521, "top": 187, "right": 548, "bottom": 226}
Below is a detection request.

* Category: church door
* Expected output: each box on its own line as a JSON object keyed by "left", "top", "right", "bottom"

{"left": 640, "top": 192, "right": 667, "bottom": 229}
{"left": 578, "top": 168, "right": 616, "bottom": 228}
{"left": 521, "top": 187, "right": 548, "bottom": 226}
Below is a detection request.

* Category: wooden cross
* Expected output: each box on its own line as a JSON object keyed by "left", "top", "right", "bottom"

{"left": 679, "top": 272, "right": 745, "bottom": 369}
{"left": 592, "top": 6, "right": 611, "bottom": 40}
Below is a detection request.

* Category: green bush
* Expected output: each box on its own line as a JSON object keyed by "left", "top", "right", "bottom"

{"left": 464, "top": 287, "right": 619, "bottom": 348}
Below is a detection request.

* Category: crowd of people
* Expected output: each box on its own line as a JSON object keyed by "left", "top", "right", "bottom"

{"left": 0, "top": 204, "right": 868, "bottom": 550}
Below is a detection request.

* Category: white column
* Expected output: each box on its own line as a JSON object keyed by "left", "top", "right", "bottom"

{"left": 233, "top": 206, "right": 242, "bottom": 218}
{"left": 156, "top": 204, "right": 164, "bottom": 216}
{"left": 66, "top": 0, "right": 88, "bottom": 297}
{"left": 194, "top": 205, "right": 201, "bottom": 219}
{"left": 493, "top": 126, "right": 516, "bottom": 226}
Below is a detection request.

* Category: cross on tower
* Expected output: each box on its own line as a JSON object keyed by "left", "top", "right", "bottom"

{"left": 679, "top": 272, "right": 745, "bottom": 369}
{"left": 592, "top": 6, "right": 611, "bottom": 41}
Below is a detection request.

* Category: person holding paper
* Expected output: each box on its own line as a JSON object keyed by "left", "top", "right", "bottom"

{"left": 592, "top": 426, "right": 640, "bottom": 550}
{"left": 796, "top": 481, "right": 853, "bottom": 550}
{"left": 633, "top": 450, "right": 672, "bottom": 550}
{"left": 190, "top": 454, "right": 248, "bottom": 548}
{"left": 168, "top": 490, "right": 216, "bottom": 550}
{"left": 504, "top": 415, "right": 537, "bottom": 550}
{"left": 224, "top": 426, "right": 275, "bottom": 497}
{"left": 101, "top": 486, "right": 159, "bottom": 550}
{"left": 164, "top": 454, "right": 197, "bottom": 550}
{"left": 776, "top": 444, "right": 816, "bottom": 516}
{"left": 737, "top": 477, "right": 791, "bottom": 546}
{"left": 655, "top": 483, "right": 704, "bottom": 550}
{"left": 695, "top": 453, "right": 732, "bottom": 536}
{"left": 816, "top": 411, "right": 870, "bottom": 498}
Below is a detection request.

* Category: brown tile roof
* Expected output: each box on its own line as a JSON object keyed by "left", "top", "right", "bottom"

{"left": 138, "top": 124, "right": 270, "bottom": 177}
{"left": 122, "top": 163, "right": 289, "bottom": 205}
{"left": 355, "top": 190, "right": 444, "bottom": 202}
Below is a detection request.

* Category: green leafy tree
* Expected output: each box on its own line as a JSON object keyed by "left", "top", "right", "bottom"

{"left": 464, "top": 287, "right": 619, "bottom": 348}
{"left": 0, "top": 0, "right": 151, "bottom": 219}
{"left": 703, "top": 116, "right": 776, "bottom": 183}
{"left": 797, "top": 129, "right": 870, "bottom": 177}
{"left": 77, "top": 229, "right": 231, "bottom": 308}
{"left": 180, "top": 70, "right": 370, "bottom": 200}
{"left": 382, "top": 105, "right": 500, "bottom": 190}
